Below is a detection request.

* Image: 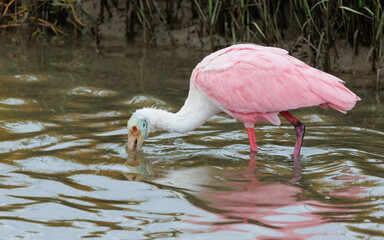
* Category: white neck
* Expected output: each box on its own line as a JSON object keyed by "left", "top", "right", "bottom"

{"left": 133, "top": 87, "right": 221, "bottom": 133}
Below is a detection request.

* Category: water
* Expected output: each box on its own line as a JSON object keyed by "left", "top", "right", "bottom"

{"left": 0, "top": 41, "right": 383, "bottom": 240}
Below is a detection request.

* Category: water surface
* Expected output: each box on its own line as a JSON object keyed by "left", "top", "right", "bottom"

{"left": 0, "top": 41, "right": 383, "bottom": 239}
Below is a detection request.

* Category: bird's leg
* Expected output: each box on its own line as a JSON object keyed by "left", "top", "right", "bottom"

{"left": 246, "top": 127, "right": 258, "bottom": 153}
{"left": 280, "top": 111, "right": 305, "bottom": 160}
{"left": 248, "top": 151, "right": 258, "bottom": 169}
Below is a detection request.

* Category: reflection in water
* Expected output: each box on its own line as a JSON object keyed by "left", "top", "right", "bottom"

{"left": 0, "top": 41, "right": 383, "bottom": 239}
{"left": 124, "top": 152, "right": 368, "bottom": 239}
{"left": 124, "top": 152, "right": 152, "bottom": 181}
{"left": 195, "top": 166, "right": 360, "bottom": 239}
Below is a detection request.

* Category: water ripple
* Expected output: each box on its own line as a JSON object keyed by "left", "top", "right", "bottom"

{"left": 66, "top": 86, "right": 119, "bottom": 97}
{"left": 1, "top": 121, "right": 53, "bottom": 133}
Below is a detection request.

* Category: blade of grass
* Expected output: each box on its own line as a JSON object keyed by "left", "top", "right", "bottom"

{"left": 193, "top": 0, "right": 207, "bottom": 23}
{"left": 339, "top": 6, "right": 371, "bottom": 19}
{"left": 375, "top": 11, "right": 384, "bottom": 40}
{"left": 251, "top": 21, "right": 266, "bottom": 39}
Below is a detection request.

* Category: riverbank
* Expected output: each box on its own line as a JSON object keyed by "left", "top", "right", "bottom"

{"left": 0, "top": 30, "right": 380, "bottom": 92}
{"left": 1, "top": 0, "right": 382, "bottom": 90}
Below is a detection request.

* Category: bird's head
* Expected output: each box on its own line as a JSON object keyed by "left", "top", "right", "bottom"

{"left": 127, "top": 115, "right": 149, "bottom": 151}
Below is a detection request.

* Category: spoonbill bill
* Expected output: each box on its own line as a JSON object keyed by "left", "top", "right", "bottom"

{"left": 127, "top": 44, "right": 360, "bottom": 159}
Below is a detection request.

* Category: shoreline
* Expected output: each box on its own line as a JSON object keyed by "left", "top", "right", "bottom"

{"left": 0, "top": 33, "right": 380, "bottom": 90}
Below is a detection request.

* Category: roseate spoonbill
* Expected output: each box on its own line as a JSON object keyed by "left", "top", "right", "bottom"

{"left": 127, "top": 44, "right": 360, "bottom": 159}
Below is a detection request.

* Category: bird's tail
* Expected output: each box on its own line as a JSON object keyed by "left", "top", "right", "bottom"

{"left": 326, "top": 86, "right": 361, "bottom": 113}
{"left": 310, "top": 69, "right": 360, "bottom": 113}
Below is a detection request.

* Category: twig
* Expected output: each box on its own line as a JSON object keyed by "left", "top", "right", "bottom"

{"left": 3, "top": 0, "right": 15, "bottom": 16}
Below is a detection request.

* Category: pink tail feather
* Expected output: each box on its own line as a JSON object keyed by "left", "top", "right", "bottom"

{"left": 326, "top": 87, "right": 360, "bottom": 113}
{"left": 309, "top": 69, "right": 360, "bottom": 113}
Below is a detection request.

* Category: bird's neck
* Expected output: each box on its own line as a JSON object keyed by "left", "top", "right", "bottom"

{"left": 134, "top": 88, "right": 221, "bottom": 133}
{"left": 135, "top": 106, "right": 214, "bottom": 133}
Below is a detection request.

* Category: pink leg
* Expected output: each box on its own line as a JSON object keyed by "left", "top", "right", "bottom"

{"left": 246, "top": 127, "right": 258, "bottom": 153}
{"left": 280, "top": 111, "right": 305, "bottom": 160}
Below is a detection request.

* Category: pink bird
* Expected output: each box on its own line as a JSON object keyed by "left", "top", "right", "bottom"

{"left": 127, "top": 44, "right": 360, "bottom": 159}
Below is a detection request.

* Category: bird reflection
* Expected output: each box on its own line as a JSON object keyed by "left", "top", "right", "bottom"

{"left": 123, "top": 151, "right": 366, "bottom": 238}
{"left": 248, "top": 152, "right": 302, "bottom": 183}
{"left": 124, "top": 151, "right": 151, "bottom": 181}
{"left": 193, "top": 156, "right": 366, "bottom": 239}
{"left": 123, "top": 152, "right": 302, "bottom": 184}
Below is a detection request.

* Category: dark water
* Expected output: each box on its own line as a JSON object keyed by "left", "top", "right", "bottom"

{"left": 0, "top": 41, "right": 383, "bottom": 240}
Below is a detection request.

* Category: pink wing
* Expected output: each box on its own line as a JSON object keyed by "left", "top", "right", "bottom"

{"left": 192, "top": 44, "right": 360, "bottom": 126}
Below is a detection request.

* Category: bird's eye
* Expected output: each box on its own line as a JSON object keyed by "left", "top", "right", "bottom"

{"left": 132, "top": 126, "right": 138, "bottom": 132}
{"left": 143, "top": 122, "right": 146, "bottom": 128}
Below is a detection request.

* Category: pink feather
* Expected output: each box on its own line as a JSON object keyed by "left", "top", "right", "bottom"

{"left": 192, "top": 44, "right": 360, "bottom": 127}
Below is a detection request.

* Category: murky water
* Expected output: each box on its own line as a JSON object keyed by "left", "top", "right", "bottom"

{"left": 0, "top": 40, "right": 383, "bottom": 240}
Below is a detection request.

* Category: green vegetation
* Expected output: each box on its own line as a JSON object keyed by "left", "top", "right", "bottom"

{"left": 0, "top": 0, "right": 383, "bottom": 89}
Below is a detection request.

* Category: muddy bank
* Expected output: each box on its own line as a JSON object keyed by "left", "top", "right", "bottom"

{"left": 74, "top": 0, "right": 381, "bottom": 90}
{"left": 1, "top": 0, "right": 382, "bottom": 90}
{"left": 0, "top": 36, "right": 377, "bottom": 92}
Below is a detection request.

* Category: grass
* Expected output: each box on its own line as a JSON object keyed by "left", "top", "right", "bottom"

{"left": 0, "top": 0, "right": 383, "bottom": 90}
